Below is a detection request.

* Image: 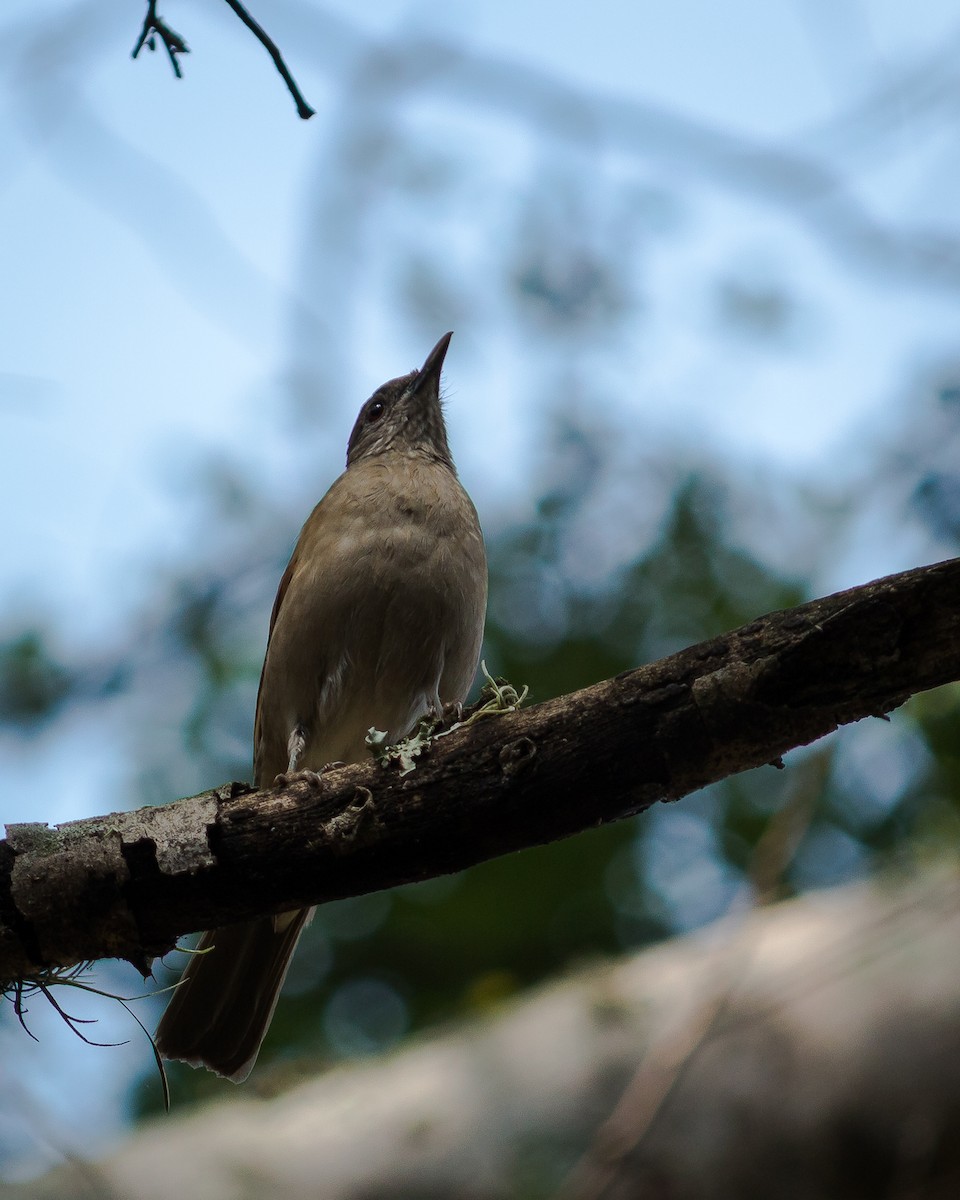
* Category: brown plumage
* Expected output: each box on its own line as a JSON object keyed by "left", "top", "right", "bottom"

{"left": 155, "top": 333, "right": 487, "bottom": 1080}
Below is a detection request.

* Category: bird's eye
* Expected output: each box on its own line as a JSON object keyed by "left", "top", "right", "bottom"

{"left": 366, "top": 400, "right": 385, "bottom": 423}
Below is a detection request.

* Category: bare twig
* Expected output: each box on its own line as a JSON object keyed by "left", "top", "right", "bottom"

{"left": 557, "top": 945, "right": 741, "bottom": 1200}
{"left": 130, "top": 0, "right": 313, "bottom": 119}
{"left": 221, "top": 0, "right": 315, "bottom": 119}
{"left": 131, "top": 0, "right": 190, "bottom": 79}
{"left": 557, "top": 752, "right": 830, "bottom": 1198}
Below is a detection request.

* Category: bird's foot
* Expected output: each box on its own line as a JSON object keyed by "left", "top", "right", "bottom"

{"left": 273, "top": 769, "right": 324, "bottom": 788}
{"left": 273, "top": 759, "right": 348, "bottom": 788}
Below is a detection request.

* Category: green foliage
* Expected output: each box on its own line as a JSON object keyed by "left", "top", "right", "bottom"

{"left": 0, "top": 631, "right": 74, "bottom": 727}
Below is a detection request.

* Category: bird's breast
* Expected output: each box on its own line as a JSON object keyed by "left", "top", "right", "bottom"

{"left": 255, "top": 453, "right": 486, "bottom": 778}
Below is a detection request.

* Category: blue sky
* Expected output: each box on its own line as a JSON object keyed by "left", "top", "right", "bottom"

{"left": 2, "top": 0, "right": 958, "bottom": 640}
{"left": 1, "top": 0, "right": 959, "bottom": 1175}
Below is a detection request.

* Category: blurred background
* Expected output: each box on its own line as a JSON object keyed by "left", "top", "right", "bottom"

{"left": 1, "top": 0, "right": 960, "bottom": 1185}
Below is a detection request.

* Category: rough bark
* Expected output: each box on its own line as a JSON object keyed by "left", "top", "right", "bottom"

{"left": 1, "top": 557, "right": 958, "bottom": 983}
{"left": 6, "top": 872, "right": 960, "bottom": 1200}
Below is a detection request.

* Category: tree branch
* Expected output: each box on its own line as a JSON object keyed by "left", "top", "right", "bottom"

{"left": 131, "top": 0, "right": 314, "bottom": 119}
{"left": 1, "top": 558, "right": 958, "bottom": 983}
{"left": 221, "top": 0, "right": 316, "bottom": 119}
{"left": 131, "top": 0, "right": 189, "bottom": 79}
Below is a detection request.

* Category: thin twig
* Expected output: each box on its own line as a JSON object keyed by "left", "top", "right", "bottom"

{"left": 130, "top": 0, "right": 313, "bottom": 119}
{"left": 557, "top": 753, "right": 828, "bottom": 1199}
{"left": 221, "top": 0, "right": 315, "bottom": 119}
{"left": 556, "top": 938, "right": 744, "bottom": 1200}
{"left": 131, "top": 0, "right": 190, "bottom": 79}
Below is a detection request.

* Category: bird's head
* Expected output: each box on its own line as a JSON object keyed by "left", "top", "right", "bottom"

{"left": 346, "top": 332, "right": 454, "bottom": 469}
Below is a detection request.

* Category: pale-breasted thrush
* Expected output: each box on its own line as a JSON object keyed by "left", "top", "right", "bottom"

{"left": 155, "top": 333, "right": 487, "bottom": 1080}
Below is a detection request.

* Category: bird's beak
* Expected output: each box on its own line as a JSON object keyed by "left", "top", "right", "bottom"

{"left": 412, "top": 332, "right": 453, "bottom": 397}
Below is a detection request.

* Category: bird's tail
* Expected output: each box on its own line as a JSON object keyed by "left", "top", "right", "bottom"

{"left": 155, "top": 908, "right": 312, "bottom": 1082}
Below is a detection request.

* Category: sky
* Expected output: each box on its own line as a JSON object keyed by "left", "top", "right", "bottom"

{"left": 2, "top": 0, "right": 959, "bottom": 643}
{"left": 1, "top": 0, "right": 959, "bottom": 1177}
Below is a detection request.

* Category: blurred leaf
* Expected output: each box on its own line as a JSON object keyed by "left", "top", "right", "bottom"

{"left": 0, "top": 631, "right": 74, "bottom": 728}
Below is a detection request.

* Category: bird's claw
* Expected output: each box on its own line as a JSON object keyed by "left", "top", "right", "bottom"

{"left": 272, "top": 769, "right": 324, "bottom": 788}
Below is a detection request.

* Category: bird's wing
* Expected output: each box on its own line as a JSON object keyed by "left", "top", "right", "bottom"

{"left": 252, "top": 545, "right": 300, "bottom": 778}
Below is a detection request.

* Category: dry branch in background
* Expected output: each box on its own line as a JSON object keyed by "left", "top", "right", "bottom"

{"left": 0, "top": 557, "right": 958, "bottom": 984}
{"left": 7, "top": 873, "right": 960, "bottom": 1200}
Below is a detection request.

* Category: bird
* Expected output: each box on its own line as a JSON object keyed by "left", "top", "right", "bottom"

{"left": 155, "top": 333, "right": 487, "bottom": 1081}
